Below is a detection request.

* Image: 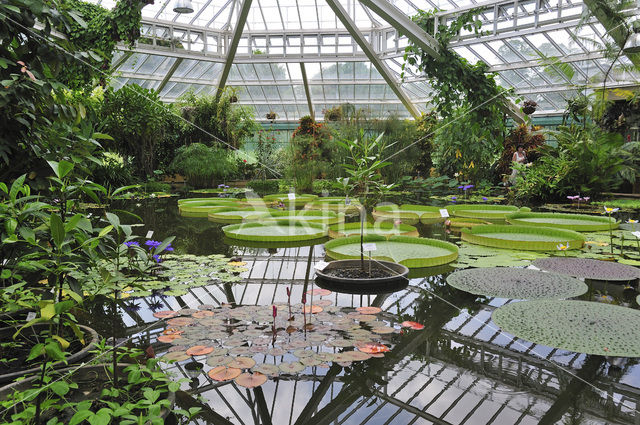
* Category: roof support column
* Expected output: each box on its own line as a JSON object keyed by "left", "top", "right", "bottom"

{"left": 358, "top": 0, "right": 525, "bottom": 123}
{"left": 300, "top": 63, "right": 315, "bottom": 120}
{"left": 326, "top": 0, "right": 420, "bottom": 119}
{"left": 156, "top": 57, "right": 183, "bottom": 93}
{"left": 216, "top": 0, "right": 253, "bottom": 96}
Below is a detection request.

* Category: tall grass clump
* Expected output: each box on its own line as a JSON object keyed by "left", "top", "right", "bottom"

{"left": 168, "top": 143, "right": 238, "bottom": 188}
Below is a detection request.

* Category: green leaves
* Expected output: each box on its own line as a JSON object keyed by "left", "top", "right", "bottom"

{"left": 50, "top": 213, "right": 65, "bottom": 248}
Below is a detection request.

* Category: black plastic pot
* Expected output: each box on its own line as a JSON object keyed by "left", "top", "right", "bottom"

{"left": 315, "top": 259, "right": 409, "bottom": 294}
{"left": 0, "top": 364, "right": 175, "bottom": 422}
{"left": 0, "top": 324, "right": 99, "bottom": 384}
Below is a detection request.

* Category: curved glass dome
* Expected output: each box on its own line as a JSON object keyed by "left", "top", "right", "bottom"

{"left": 96, "top": 0, "right": 640, "bottom": 121}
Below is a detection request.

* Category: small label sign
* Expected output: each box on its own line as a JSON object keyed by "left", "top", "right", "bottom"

{"left": 633, "top": 231, "right": 640, "bottom": 239}
{"left": 362, "top": 243, "right": 377, "bottom": 252}
{"left": 288, "top": 193, "right": 296, "bottom": 200}
{"left": 439, "top": 209, "right": 450, "bottom": 218}
{"left": 26, "top": 312, "right": 37, "bottom": 321}
{"left": 145, "top": 230, "right": 154, "bottom": 239}
{"left": 314, "top": 261, "right": 329, "bottom": 271}
{"left": 345, "top": 197, "right": 351, "bottom": 206}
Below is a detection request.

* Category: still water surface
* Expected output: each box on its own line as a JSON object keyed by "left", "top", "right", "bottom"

{"left": 99, "top": 197, "right": 640, "bottom": 425}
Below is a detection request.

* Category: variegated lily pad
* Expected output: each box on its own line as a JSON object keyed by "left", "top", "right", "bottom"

{"left": 235, "top": 372, "right": 268, "bottom": 388}
{"left": 206, "top": 355, "right": 233, "bottom": 367}
{"left": 228, "top": 357, "right": 256, "bottom": 369}
{"left": 252, "top": 364, "right": 280, "bottom": 376}
{"left": 160, "top": 351, "right": 190, "bottom": 362}
{"left": 279, "top": 362, "right": 305, "bottom": 374}
{"left": 208, "top": 366, "right": 242, "bottom": 381}
{"left": 293, "top": 349, "right": 314, "bottom": 358}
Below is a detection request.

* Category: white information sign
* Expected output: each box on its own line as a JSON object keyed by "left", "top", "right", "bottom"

{"left": 362, "top": 243, "right": 377, "bottom": 252}
{"left": 314, "top": 261, "right": 329, "bottom": 271}
{"left": 439, "top": 209, "right": 450, "bottom": 218}
{"left": 145, "top": 230, "right": 154, "bottom": 239}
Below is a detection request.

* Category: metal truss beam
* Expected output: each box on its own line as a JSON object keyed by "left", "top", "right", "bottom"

{"left": 357, "top": 0, "right": 441, "bottom": 58}
{"left": 110, "top": 51, "right": 133, "bottom": 71}
{"left": 156, "top": 57, "right": 183, "bottom": 93}
{"left": 299, "top": 63, "right": 315, "bottom": 120}
{"left": 488, "top": 52, "right": 606, "bottom": 73}
{"left": 326, "top": 0, "right": 420, "bottom": 119}
{"left": 582, "top": 0, "right": 640, "bottom": 67}
{"left": 514, "top": 81, "right": 639, "bottom": 95}
{"left": 216, "top": 0, "right": 253, "bottom": 95}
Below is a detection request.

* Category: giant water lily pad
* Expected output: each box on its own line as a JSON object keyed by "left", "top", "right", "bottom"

{"left": 506, "top": 212, "right": 618, "bottom": 232}
{"left": 328, "top": 222, "right": 418, "bottom": 239}
{"left": 207, "top": 207, "right": 275, "bottom": 223}
{"left": 305, "top": 197, "right": 361, "bottom": 213}
{"left": 222, "top": 220, "right": 328, "bottom": 242}
{"left": 533, "top": 257, "right": 640, "bottom": 281}
{"left": 461, "top": 225, "right": 585, "bottom": 251}
{"left": 324, "top": 235, "right": 458, "bottom": 268}
{"left": 179, "top": 200, "right": 243, "bottom": 217}
{"left": 372, "top": 204, "right": 445, "bottom": 225}
{"left": 263, "top": 193, "right": 317, "bottom": 207}
{"left": 492, "top": 300, "right": 640, "bottom": 357}
{"left": 446, "top": 267, "right": 588, "bottom": 299}
{"left": 448, "top": 218, "right": 490, "bottom": 229}
{"left": 262, "top": 210, "right": 342, "bottom": 225}
{"left": 447, "top": 204, "right": 525, "bottom": 221}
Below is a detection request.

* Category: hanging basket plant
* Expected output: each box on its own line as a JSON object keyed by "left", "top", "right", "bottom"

{"left": 522, "top": 99, "right": 538, "bottom": 115}
{"left": 266, "top": 112, "right": 276, "bottom": 120}
{"left": 229, "top": 95, "right": 238, "bottom": 103}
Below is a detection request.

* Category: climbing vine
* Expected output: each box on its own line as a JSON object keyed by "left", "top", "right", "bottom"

{"left": 403, "top": 9, "right": 508, "bottom": 124}
{"left": 59, "top": 0, "right": 147, "bottom": 88}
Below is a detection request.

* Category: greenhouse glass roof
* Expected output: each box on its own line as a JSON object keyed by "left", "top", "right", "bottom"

{"left": 98, "top": 0, "right": 640, "bottom": 121}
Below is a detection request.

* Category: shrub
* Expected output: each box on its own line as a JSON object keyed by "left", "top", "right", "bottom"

{"left": 247, "top": 179, "right": 280, "bottom": 196}
{"left": 90, "top": 152, "right": 136, "bottom": 189}
{"left": 497, "top": 124, "right": 545, "bottom": 178}
{"left": 141, "top": 181, "right": 171, "bottom": 193}
{"left": 168, "top": 143, "right": 238, "bottom": 188}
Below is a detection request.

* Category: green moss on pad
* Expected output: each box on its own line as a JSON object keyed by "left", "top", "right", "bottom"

{"left": 328, "top": 222, "right": 418, "bottom": 239}
{"left": 461, "top": 225, "right": 585, "bottom": 251}
{"left": 324, "top": 235, "right": 458, "bottom": 268}
{"left": 222, "top": 220, "right": 327, "bottom": 242}
{"left": 506, "top": 212, "right": 617, "bottom": 231}
{"left": 492, "top": 300, "right": 640, "bottom": 357}
{"left": 446, "top": 267, "right": 588, "bottom": 299}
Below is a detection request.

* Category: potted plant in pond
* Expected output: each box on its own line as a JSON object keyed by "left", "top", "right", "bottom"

{"left": 522, "top": 99, "right": 537, "bottom": 115}
{"left": 315, "top": 131, "right": 409, "bottom": 287}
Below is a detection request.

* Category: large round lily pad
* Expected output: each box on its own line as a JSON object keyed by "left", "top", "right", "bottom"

{"left": 179, "top": 200, "right": 244, "bottom": 217}
{"left": 324, "top": 235, "right": 458, "bottom": 268}
{"left": 533, "top": 257, "right": 640, "bottom": 281}
{"left": 263, "top": 193, "right": 317, "bottom": 207}
{"left": 305, "top": 197, "right": 361, "bottom": 214}
{"left": 461, "top": 225, "right": 585, "bottom": 251}
{"left": 222, "top": 220, "right": 328, "bottom": 242}
{"left": 447, "top": 204, "right": 525, "bottom": 221}
{"left": 328, "top": 222, "right": 418, "bottom": 239}
{"left": 448, "top": 218, "right": 490, "bottom": 229}
{"left": 207, "top": 207, "right": 275, "bottom": 223}
{"left": 506, "top": 212, "right": 618, "bottom": 232}
{"left": 446, "top": 267, "right": 588, "bottom": 299}
{"left": 262, "top": 210, "right": 342, "bottom": 225}
{"left": 372, "top": 204, "right": 445, "bottom": 225}
{"left": 492, "top": 300, "right": 640, "bottom": 357}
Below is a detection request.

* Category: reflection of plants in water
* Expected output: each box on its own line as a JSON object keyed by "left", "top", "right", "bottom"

{"left": 114, "top": 198, "right": 234, "bottom": 256}
{"left": 561, "top": 406, "right": 585, "bottom": 425}
{"left": 340, "top": 356, "right": 389, "bottom": 398}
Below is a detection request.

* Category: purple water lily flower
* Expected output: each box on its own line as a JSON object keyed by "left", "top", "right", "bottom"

{"left": 482, "top": 197, "right": 488, "bottom": 201}
{"left": 458, "top": 185, "right": 464, "bottom": 189}
{"left": 145, "top": 240, "right": 162, "bottom": 249}
{"left": 153, "top": 254, "right": 162, "bottom": 263}
{"left": 124, "top": 241, "right": 140, "bottom": 247}
{"left": 123, "top": 301, "right": 141, "bottom": 313}
{"left": 463, "top": 185, "right": 474, "bottom": 191}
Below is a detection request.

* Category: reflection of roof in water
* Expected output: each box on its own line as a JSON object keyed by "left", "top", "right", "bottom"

{"left": 118, "top": 244, "right": 640, "bottom": 425}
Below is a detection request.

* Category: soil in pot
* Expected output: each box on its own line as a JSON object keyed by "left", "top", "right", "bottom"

{"left": 321, "top": 266, "right": 398, "bottom": 279}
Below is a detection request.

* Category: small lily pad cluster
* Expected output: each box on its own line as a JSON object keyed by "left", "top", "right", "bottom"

{"left": 446, "top": 267, "right": 588, "bottom": 300}
{"left": 154, "top": 292, "right": 424, "bottom": 388}
{"left": 492, "top": 300, "right": 640, "bottom": 357}
{"left": 78, "top": 254, "right": 248, "bottom": 298}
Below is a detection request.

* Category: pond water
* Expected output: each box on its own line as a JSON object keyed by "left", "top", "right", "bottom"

{"left": 101, "top": 197, "right": 640, "bottom": 425}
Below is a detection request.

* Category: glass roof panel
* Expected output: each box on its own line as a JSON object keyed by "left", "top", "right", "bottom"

{"left": 93, "top": 0, "right": 639, "bottom": 119}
